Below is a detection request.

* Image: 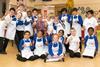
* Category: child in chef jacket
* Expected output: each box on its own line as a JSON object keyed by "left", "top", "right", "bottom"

{"left": 47, "top": 34, "right": 63, "bottom": 60}
{"left": 3, "top": 8, "right": 16, "bottom": 54}
{"left": 17, "top": 31, "right": 34, "bottom": 62}
{"left": 66, "top": 28, "right": 81, "bottom": 58}
{"left": 82, "top": 27, "right": 98, "bottom": 58}
{"left": 0, "top": 18, "right": 7, "bottom": 54}
{"left": 24, "top": 10, "right": 33, "bottom": 36}
{"left": 53, "top": 16, "right": 64, "bottom": 34}
{"left": 83, "top": 10, "right": 98, "bottom": 37}
{"left": 33, "top": 30, "right": 48, "bottom": 60}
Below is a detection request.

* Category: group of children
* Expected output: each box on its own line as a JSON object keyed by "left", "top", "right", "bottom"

{"left": 0, "top": 4, "right": 99, "bottom": 62}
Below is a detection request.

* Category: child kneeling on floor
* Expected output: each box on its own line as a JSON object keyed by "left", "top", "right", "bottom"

{"left": 82, "top": 27, "right": 98, "bottom": 58}
{"left": 46, "top": 34, "right": 64, "bottom": 62}
{"left": 66, "top": 28, "right": 81, "bottom": 58}
{"left": 17, "top": 31, "right": 34, "bottom": 62}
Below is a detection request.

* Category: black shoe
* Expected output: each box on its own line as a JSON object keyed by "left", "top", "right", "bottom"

{"left": 0, "top": 51, "right": 7, "bottom": 54}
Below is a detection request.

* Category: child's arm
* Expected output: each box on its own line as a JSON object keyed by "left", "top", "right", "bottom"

{"left": 43, "top": 37, "right": 48, "bottom": 45}
{"left": 48, "top": 43, "right": 54, "bottom": 56}
{"left": 57, "top": 42, "right": 63, "bottom": 56}
{"left": 65, "top": 36, "right": 71, "bottom": 44}
{"left": 78, "top": 15, "right": 83, "bottom": 27}
{"left": 94, "top": 18, "right": 98, "bottom": 35}
{"left": 84, "top": 36, "right": 88, "bottom": 48}
{"left": 94, "top": 26, "right": 97, "bottom": 36}
{"left": 45, "top": 41, "right": 48, "bottom": 46}
{"left": 19, "top": 40, "right": 24, "bottom": 50}
{"left": 94, "top": 36, "right": 98, "bottom": 52}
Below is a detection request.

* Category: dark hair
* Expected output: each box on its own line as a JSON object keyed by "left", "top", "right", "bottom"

{"left": 17, "top": 0, "right": 23, "bottom": 1}
{"left": 59, "top": 30, "right": 64, "bottom": 35}
{"left": 61, "top": 8, "right": 67, "bottom": 13}
{"left": 86, "top": 10, "right": 94, "bottom": 15}
{"left": 9, "top": 8, "right": 16, "bottom": 12}
{"left": 32, "top": 8, "right": 38, "bottom": 12}
{"left": 27, "top": 10, "right": 32, "bottom": 14}
{"left": 88, "top": 27, "right": 94, "bottom": 32}
{"left": 72, "top": 8, "right": 78, "bottom": 12}
{"left": 37, "top": 30, "right": 44, "bottom": 35}
{"left": 24, "top": 31, "right": 31, "bottom": 35}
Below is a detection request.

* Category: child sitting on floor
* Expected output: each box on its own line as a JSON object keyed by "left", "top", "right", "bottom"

{"left": 82, "top": 27, "right": 98, "bottom": 58}
{"left": 66, "top": 28, "right": 81, "bottom": 58}
{"left": 46, "top": 34, "right": 64, "bottom": 62}
{"left": 17, "top": 31, "right": 34, "bottom": 62}
{"left": 33, "top": 30, "right": 48, "bottom": 60}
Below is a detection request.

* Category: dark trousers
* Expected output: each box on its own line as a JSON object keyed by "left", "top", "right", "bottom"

{"left": 2, "top": 38, "right": 9, "bottom": 52}
{"left": 0, "top": 37, "right": 4, "bottom": 52}
{"left": 64, "top": 34, "right": 70, "bottom": 52}
{"left": 64, "top": 43, "right": 69, "bottom": 52}
{"left": 17, "top": 54, "right": 35, "bottom": 62}
{"left": 15, "top": 30, "right": 24, "bottom": 52}
{"left": 16, "top": 30, "right": 24, "bottom": 44}
{"left": 68, "top": 49, "right": 81, "bottom": 58}
{"left": 79, "top": 37, "right": 82, "bottom": 52}
{"left": 34, "top": 54, "right": 47, "bottom": 60}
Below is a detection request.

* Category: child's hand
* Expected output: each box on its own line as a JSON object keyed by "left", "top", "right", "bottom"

{"left": 22, "top": 44, "right": 27, "bottom": 47}
{"left": 45, "top": 42, "right": 48, "bottom": 45}
{"left": 30, "top": 43, "right": 33, "bottom": 46}
{"left": 33, "top": 41, "right": 34, "bottom": 45}
{"left": 33, "top": 22, "right": 36, "bottom": 27}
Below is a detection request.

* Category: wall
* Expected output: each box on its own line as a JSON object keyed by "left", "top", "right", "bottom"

{"left": 74, "top": 0, "right": 100, "bottom": 18}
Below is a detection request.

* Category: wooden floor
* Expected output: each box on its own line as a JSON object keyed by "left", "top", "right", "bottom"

{"left": 0, "top": 42, "right": 100, "bottom": 67}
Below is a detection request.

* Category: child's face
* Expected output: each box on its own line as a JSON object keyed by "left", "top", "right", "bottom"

{"left": 58, "top": 31, "right": 63, "bottom": 37}
{"left": 24, "top": 32, "right": 30, "bottom": 39}
{"left": 70, "top": 29, "right": 76, "bottom": 36}
{"left": 38, "top": 14, "right": 42, "bottom": 21}
{"left": 53, "top": 35, "right": 59, "bottom": 42}
{"left": 37, "top": 31, "right": 43, "bottom": 38}
{"left": 72, "top": 11, "right": 78, "bottom": 15}
{"left": 32, "top": 10, "right": 38, "bottom": 16}
{"left": 88, "top": 29, "right": 94, "bottom": 36}
{"left": 18, "top": 6, "right": 25, "bottom": 11}
{"left": 54, "top": 16, "right": 59, "bottom": 23}
{"left": 87, "top": 13, "right": 92, "bottom": 18}
{"left": 9, "top": 10, "right": 15, "bottom": 17}
{"left": 27, "top": 11, "right": 32, "bottom": 17}
{"left": 16, "top": 12, "right": 22, "bottom": 19}
{"left": 62, "top": 11, "right": 67, "bottom": 15}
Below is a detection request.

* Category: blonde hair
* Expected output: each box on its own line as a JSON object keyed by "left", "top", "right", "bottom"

{"left": 52, "top": 34, "right": 59, "bottom": 38}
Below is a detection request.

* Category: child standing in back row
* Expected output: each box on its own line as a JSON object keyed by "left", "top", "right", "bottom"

{"left": 83, "top": 10, "right": 98, "bottom": 37}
